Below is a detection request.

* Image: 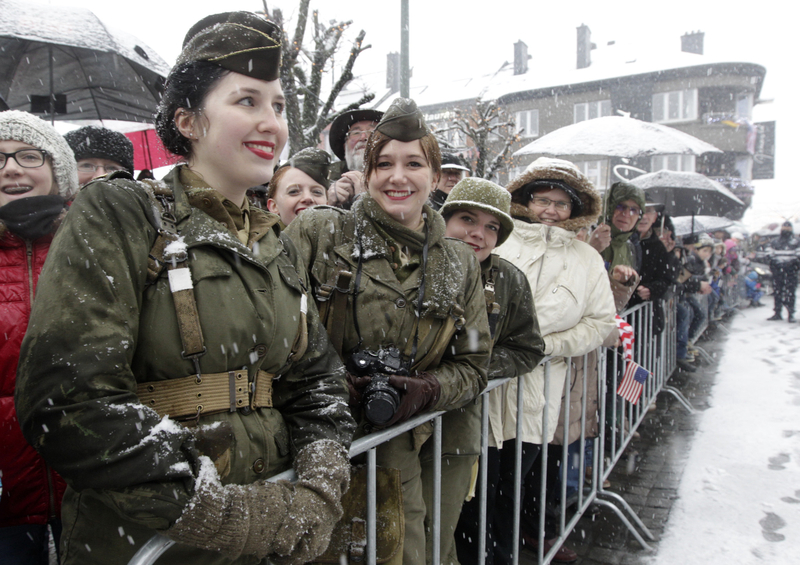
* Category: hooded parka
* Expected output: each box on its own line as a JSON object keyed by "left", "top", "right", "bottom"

{"left": 15, "top": 167, "right": 356, "bottom": 565}
{"left": 490, "top": 159, "right": 616, "bottom": 447}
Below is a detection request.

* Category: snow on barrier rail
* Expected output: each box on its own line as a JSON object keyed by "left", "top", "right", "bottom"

{"left": 129, "top": 299, "right": 694, "bottom": 565}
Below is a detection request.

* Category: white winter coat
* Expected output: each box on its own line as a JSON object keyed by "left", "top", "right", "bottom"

{"left": 488, "top": 220, "right": 616, "bottom": 447}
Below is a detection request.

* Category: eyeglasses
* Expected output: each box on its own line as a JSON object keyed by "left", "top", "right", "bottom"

{"left": 0, "top": 149, "right": 48, "bottom": 170}
{"left": 77, "top": 162, "right": 125, "bottom": 174}
{"left": 345, "top": 128, "right": 374, "bottom": 140}
{"left": 614, "top": 203, "right": 642, "bottom": 217}
{"left": 530, "top": 196, "right": 572, "bottom": 212}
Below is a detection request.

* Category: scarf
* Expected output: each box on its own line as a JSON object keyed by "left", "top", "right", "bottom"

{"left": 0, "top": 194, "right": 67, "bottom": 241}
{"left": 355, "top": 195, "right": 461, "bottom": 315}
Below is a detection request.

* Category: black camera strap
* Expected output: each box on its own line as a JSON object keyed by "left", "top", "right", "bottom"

{"left": 352, "top": 216, "right": 430, "bottom": 374}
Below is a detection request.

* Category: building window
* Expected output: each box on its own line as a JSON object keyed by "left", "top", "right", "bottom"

{"left": 651, "top": 154, "right": 696, "bottom": 172}
{"left": 575, "top": 159, "right": 609, "bottom": 190}
{"left": 574, "top": 100, "right": 612, "bottom": 123}
{"left": 736, "top": 93, "right": 753, "bottom": 120}
{"left": 515, "top": 109, "right": 539, "bottom": 138}
{"left": 652, "top": 89, "right": 698, "bottom": 123}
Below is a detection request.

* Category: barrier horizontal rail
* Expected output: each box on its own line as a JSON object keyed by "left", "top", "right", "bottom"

{"left": 129, "top": 295, "right": 701, "bottom": 565}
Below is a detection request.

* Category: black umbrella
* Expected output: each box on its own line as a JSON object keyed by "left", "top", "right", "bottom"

{"left": 0, "top": 0, "right": 170, "bottom": 123}
{"left": 630, "top": 170, "right": 745, "bottom": 218}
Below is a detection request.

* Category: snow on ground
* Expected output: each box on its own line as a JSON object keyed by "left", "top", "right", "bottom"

{"left": 649, "top": 297, "right": 800, "bottom": 565}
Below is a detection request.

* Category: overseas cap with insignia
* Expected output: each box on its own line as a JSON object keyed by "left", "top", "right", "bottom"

{"left": 278, "top": 148, "right": 331, "bottom": 188}
{"left": 176, "top": 12, "right": 282, "bottom": 82}
{"left": 375, "top": 98, "right": 430, "bottom": 141}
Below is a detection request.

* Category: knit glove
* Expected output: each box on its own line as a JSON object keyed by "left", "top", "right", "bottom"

{"left": 386, "top": 372, "right": 441, "bottom": 426}
{"left": 162, "top": 456, "right": 293, "bottom": 560}
{"left": 272, "top": 439, "right": 351, "bottom": 564}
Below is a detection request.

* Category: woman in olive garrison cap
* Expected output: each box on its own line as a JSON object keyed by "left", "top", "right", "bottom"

{"left": 286, "top": 98, "right": 492, "bottom": 565}
{"left": 15, "top": 12, "right": 355, "bottom": 565}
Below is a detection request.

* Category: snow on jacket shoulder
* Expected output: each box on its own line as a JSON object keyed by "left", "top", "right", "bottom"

{"left": 0, "top": 227, "right": 67, "bottom": 527}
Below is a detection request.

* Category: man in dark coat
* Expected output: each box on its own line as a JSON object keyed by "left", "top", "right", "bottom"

{"left": 765, "top": 221, "right": 800, "bottom": 322}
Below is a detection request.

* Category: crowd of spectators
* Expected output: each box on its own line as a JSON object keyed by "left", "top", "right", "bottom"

{"left": 2, "top": 11, "right": 798, "bottom": 565}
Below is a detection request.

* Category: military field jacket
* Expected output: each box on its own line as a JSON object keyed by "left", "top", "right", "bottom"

{"left": 15, "top": 168, "right": 355, "bottom": 563}
{"left": 285, "top": 199, "right": 491, "bottom": 412}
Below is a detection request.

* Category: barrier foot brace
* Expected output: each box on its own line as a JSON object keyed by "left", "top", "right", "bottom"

{"left": 660, "top": 386, "right": 696, "bottom": 414}
{"left": 591, "top": 497, "right": 655, "bottom": 551}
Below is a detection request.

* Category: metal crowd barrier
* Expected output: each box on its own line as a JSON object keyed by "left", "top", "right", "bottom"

{"left": 129, "top": 297, "right": 698, "bottom": 565}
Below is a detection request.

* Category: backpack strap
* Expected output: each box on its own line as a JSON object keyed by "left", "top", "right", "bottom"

{"left": 484, "top": 258, "right": 501, "bottom": 340}
{"left": 142, "top": 181, "right": 206, "bottom": 375}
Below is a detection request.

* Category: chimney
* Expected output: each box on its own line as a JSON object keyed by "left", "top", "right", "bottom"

{"left": 681, "top": 31, "right": 704, "bottom": 55}
{"left": 577, "top": 24, "right": 595, "bottom": 69}
{"left": 513, "top": 40, "right": 530, "bottom": 75}
{"left": 386, "top": 52, "right": 400, "bottom": 93}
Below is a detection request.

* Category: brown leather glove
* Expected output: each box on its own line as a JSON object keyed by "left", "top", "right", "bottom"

{"left": 345, "top": 372, "right": 372, "bottom": 412}
{"left": 386, "top": 372, "right": 441, "bottom": 426}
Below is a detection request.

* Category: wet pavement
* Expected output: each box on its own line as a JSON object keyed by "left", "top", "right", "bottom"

{"left": 518, "top": 320, "right": 728, "bottom": 565}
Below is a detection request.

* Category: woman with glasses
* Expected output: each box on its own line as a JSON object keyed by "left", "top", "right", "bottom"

{"left": 484, "top": 157, "right": 616, "bottom": 565}
{"left": 15, "top": 13, "right": 355, "bottom": 565}
{"left": 63, "top": 126, "right": 134, "bottom": 185}
{"left": 286, "top": 98, "right": 491, "bottom": 565}
{"left": 0, "top": 110, "right": 78, "bottom": 565}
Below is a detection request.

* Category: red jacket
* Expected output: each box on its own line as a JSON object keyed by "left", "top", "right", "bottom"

{"left": 0, "top": 226, "right": 66, "bottom": 527}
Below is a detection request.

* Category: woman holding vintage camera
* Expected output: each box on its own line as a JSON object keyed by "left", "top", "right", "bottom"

{"left": 15, "top": 12, "right": 355, "bottom": 565}
{"left": 286, "top": 98, "right": 491, "bottom": 565}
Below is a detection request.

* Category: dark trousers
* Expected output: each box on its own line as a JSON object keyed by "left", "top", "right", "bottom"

{"left": 456, "top": 440, "right": 541, "bottom": 565}
{"left": 772, "top": 264, "right": 799, "bottom": 315}
{"left": 0, "top": 521, "right": 62, "bottom": 565}
{"left": 521, "top": 443, "right": 563, "bottom": 542}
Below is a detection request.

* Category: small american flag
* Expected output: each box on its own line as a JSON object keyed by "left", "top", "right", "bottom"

{"left": 616, "top": 360, "right": 650, "bottom": 404}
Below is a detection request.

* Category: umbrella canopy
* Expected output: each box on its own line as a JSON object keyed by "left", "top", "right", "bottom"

{"left": 124, "top": 128, "right": 180, "bottom": 171}
{"left": 514, "top": 116, "right": 722, "bottom": 160}
{"left": 630, "top": 170, "right": 745, "bottom": 217}
{"left": 671, "top": 215, "right": 738, "bottom": 237}
{"left": 0, "top": 0, "right": 170, "bottom": 123}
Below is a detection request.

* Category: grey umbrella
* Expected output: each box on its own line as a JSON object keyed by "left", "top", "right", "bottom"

{"left": 0, "top": 0, "right": 170, "bottom": 123}
{"left": 630, "top": 170, "right": 745, "bottom": 218}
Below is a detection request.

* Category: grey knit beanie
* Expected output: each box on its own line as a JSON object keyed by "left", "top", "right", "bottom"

{"left": 0, "top": 111, "right": 79, "bottom": 198}
{"left": 64, "top": 126, "right": 134, "bottom": 174}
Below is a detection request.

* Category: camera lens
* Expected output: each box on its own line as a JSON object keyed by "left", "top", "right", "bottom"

{"left": 363, "top": 374, "right": 400, "bottom": 426}
{"left": 364, "top": 390, "right": 398, "bottom": 426}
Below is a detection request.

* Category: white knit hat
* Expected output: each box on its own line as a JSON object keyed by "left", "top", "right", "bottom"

{"left": 0, "top": 111, "right": 79, "bottom": 198}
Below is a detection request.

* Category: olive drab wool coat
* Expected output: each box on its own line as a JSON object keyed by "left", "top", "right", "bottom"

{"left": 285, "top": 197, "right": 491, "bottom": 413}
{"left": 14, "top": 167, "right": 355, "bottom": 565}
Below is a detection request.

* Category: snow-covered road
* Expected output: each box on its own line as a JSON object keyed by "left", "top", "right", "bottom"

{"left": 649, "top": 298, "right": 800, "bottom": 564}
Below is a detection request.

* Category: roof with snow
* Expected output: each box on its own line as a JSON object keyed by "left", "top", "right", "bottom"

{"left": 338, "top": 42, "right": 766, "bottom": 113}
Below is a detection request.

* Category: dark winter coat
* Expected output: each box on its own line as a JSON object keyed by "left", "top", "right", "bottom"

{"left": 627, "top": 230, "right": 678, "bottom": 334}
{"left": 443, "top": 254, "right": 546, "bottom": 456}
{"left": 0, "top": 226, "right": 67, "bottom": 528}
{"left": 14, "top": 167, "right": 356, "bottom": 565}
{"left": 766, "top": 233, "right": 800, "bottom": 271}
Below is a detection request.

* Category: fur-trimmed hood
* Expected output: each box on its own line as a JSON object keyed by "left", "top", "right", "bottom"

{"left": 506, "top": 157, "right": 602, "bottom": 233}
